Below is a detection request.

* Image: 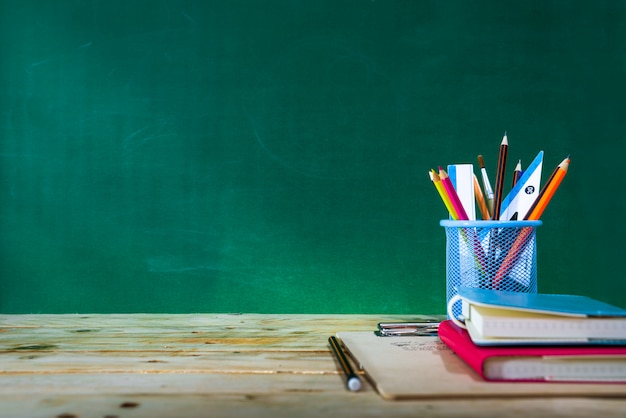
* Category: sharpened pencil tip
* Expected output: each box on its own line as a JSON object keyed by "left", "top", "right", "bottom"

{"left": 561, "top": 155, "right": 571, "bottom": 167}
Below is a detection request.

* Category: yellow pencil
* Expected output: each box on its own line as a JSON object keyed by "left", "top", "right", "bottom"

{"left": 525, "top": 156, "right": 570, "bottom": 220}
{"left": 439, "top": 167, "right": 469, "bottom": 220}
{"left": 429, "top": 169, "right": 459, "bottom": 220}
{"left": 432, "top": 170, "right": 487, "bottom": 273}
{"left": 473, "top": 174, "right": 490, "bottom": 220}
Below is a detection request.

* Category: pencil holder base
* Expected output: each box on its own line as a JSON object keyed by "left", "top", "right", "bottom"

{"left": 440, "top": 220, "right": 541, "bottom": 319}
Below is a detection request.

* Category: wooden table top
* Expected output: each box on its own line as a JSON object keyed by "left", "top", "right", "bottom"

{"left": 1, "top": 314, "right": 625, "bottom": 418}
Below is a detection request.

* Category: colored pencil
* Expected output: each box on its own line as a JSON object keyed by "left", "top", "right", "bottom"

{"left": 477, "top": 155, "right": 494, "bottom": 217}
{"left": 491, "top": 132, "right": 508, "bottom": 220}
{"left": 493, "top": 156, "right": 571, "bottom": 288}
{"left": 525, "top": 156, "right": 570, "bottom": 220}
{"left": 439, "top": 167, "right": 469, "bottom": 221}
{"left": 432, "top": 170, "right": 487, "bottom": 272}
{"left": 429, "top": 169, "right": 459, "bottom": 220}
{"left": 473, "top": 174, "right": 490, "bottom": 220}
{"left": 491, "top": 226, "right": 532, "bottom": 289}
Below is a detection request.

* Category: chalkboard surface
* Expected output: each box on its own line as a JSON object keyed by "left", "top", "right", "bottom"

{"left": 1, "top": 1, "right": 625, "bottom": 313}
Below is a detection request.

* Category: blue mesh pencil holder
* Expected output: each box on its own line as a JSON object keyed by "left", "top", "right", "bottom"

{"left": 440, "top": 219, "right": 542, "bottom": 319}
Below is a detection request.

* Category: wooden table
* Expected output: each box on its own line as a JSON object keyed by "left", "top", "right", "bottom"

{"left": 1, "top": 314, "right": 625, "bottom": 418}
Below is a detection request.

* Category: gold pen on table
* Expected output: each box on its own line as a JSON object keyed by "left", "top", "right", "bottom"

{"left": 328, "top": 336, "right": 362, "bottom": 391}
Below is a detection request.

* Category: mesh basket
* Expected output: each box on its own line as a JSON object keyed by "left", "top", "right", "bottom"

{"left": 440, "top": 219, "right": 542, "bottom": 319}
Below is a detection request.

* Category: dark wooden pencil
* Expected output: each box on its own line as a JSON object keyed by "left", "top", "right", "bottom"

{"left": 491, "top": 132, "right": 508, "bottom": 220}
{"left": 512, "top": 159, "right": 522, "bottom": 188}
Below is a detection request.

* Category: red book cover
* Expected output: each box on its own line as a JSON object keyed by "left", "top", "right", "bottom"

{"left": 438, "top": 319, "right": 626, "bottom": 382}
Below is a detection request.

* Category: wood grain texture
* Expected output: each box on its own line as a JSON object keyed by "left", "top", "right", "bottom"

{"left": 1, "top": 314, "right": 625, "bottom": 418}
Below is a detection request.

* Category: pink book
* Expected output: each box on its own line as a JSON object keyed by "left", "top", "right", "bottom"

{"left": 438, "top": 320, "right": 626, "bottom": 382}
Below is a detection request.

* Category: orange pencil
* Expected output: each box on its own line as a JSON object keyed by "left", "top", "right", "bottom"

{"left": 492, "top": 227, "right": 533, "bottom": 289}
{"left": 494, "top": 156, "right": 571, "bottom": 288}
{"left": 429, "top": 169, "right": 459, "bottom": 220}
{"left": 473, "top": 174, "right": 490, "bottom": 220}
{"left": 525, "top": 156, "right": 570, "bottom": 220}
{"left": 492, "top": 132, "right": 508, "bottom": 220}
{"left": 439, "top": 167, "right": 469, "bottom": 221}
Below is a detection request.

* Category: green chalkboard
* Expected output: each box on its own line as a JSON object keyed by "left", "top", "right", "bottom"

{"left": 1, "top": 1, "right": 625, "bottom": 314}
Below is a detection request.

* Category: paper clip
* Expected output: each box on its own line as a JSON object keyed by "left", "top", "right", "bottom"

{"left": 376, "top": 321, "right": 440, "bottom": 337}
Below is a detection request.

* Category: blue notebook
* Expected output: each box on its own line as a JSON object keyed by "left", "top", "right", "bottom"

{"left": 457, "top": 287, "right": 626, "bottom": 317}
{"left": 451, "top": 287, "right": 626, "bottom": 345}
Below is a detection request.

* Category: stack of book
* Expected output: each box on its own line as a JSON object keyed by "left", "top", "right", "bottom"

{"left": 438, "top": 287, "right": 626, "bottom": 382}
